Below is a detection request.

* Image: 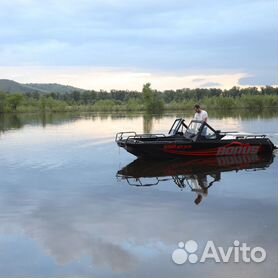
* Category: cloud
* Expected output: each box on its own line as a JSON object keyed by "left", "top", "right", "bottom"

{"left": 192, "top": 78, "right": 206, "bottom": 83}
{"left": 0, "top": 0, "right": 276, "bottom": 86}
{"left": 199, "top": 82, "right": 222, "bottom": 88}
{"left": 0, "top": 66, "right": 247, "bottom": 90}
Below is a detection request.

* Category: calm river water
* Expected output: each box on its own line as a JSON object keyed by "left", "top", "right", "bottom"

{"left": 0, "top": 111, "right": 277, "bottom": 277}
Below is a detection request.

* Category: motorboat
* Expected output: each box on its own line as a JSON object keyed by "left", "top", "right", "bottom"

{"left": 116, "top": 118, "right": 276, "bottom": 159}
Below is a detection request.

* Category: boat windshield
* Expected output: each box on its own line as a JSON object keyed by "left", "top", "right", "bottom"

{"left": 170, "top": 120, "right": 182, "bottom": 135}
{"left": 186, "top": 120, "right": 218, "bottom": 140}
{"left": 187, "top": 121, "right": 202, "bottom": 135}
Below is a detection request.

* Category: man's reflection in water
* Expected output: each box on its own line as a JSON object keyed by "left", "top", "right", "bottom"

{"left": 172, "top": 172, "right": 221, "bottom": 205}
{"left": 187, "top": 173, "right": 220, "bottom": 205}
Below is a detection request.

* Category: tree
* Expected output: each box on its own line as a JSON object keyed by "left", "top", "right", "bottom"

{"left": 0, "top": 92, "right": 6, "bottom": 113}
{"left": 6, "top": 94, "right": 24, "bottom": 111}
{"left": 142, "top": 83, "right": 164, "bottom": 112}
{"left": 72, "top": 91, "right": 81, "bottom": 102}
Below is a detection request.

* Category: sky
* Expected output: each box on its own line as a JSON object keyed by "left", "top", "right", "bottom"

{"left": 0, "top": 0, "right": 277, "bottom": 90}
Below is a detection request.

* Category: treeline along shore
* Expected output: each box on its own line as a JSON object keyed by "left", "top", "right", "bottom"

{"left": 0, "top": 83, "right": 278, "bottom": 113}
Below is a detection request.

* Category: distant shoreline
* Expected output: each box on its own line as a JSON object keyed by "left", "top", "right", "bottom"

{"left": 1, "top": 84, "right": 278, "bottom": 113}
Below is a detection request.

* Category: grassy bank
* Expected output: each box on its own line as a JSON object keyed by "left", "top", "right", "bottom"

{"left": 2, "top": 95, "right": 276, "bottom": 113}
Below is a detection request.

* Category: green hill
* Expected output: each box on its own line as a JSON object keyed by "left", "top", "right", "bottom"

{"left": 0, "top": 79, "right": 85, "bottom": 94}
{"left": 26, "top": 83, "right": 85, "bottom": 93}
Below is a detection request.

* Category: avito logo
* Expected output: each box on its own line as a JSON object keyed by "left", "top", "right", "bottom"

{"left": 172, "top": 240, "right": 266, "bottom": 264}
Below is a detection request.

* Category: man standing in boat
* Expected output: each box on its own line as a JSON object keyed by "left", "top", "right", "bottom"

{"left": 193, "top": 104, "right": 208, "bottom": 138}
{"left": 194, "top": 104, "right": 208, "bottom": 122}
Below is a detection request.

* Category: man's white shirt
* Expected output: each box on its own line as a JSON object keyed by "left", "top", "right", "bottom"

{"left": 194, "top": 110, "right": 208, "bottom": 121}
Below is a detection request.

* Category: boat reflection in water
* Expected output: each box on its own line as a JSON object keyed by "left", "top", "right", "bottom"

{"left": 117, "top": 154, "right": 274, "bottom": 205}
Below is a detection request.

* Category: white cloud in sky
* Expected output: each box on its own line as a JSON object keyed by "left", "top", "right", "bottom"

{"left": 0, "top": 0, "right": 277, "bottom": 88}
